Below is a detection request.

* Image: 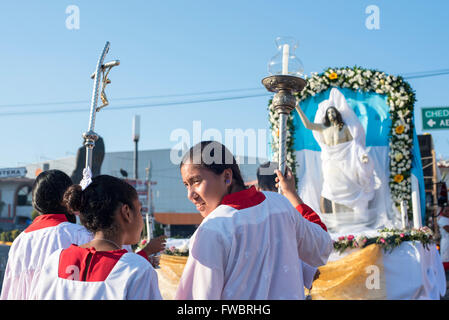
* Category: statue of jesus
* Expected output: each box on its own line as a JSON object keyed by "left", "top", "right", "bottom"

{"left": 295, "top": 88, "right": 375, "bottom": 214}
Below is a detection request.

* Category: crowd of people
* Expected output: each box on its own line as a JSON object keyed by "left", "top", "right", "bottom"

{"left": 1, "top": 140, "right": 332, "bottom": 300}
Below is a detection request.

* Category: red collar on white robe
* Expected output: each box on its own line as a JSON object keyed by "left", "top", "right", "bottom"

{"left": 220, "top": 186, "right": 266, "bottom": 210}
{"left": 24, "top": 214, "right": 68, "bottom": 233}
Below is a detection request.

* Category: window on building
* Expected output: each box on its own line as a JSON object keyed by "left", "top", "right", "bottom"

{"left": 17, "top": 186, "right": 32, "bottom": 206}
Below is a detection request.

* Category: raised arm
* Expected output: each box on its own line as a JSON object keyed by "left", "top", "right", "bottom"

{"left": 275, "top": 168, "right": 328, "bottom": 232}
{"left": 295, "top": 103, "right": 325, "bottom": 132}
{"left": 293, "top": 210, "right": 332, "bottom": 267}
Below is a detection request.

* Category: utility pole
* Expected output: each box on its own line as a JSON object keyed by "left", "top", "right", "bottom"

{"left": 431, "top": 147, "right": 440, "bottom": 239}
{"left": 132, "top": 115, "right": 140, "bottom": 179}
{"left": 145, "top": 162, "right": 155, "bottom": 240}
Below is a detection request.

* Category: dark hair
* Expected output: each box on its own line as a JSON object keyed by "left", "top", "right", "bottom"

{"left": 256, "top": 161, "right": 278, "bottom": 192}
{"left": 32, "top": 170, "right": 76, "bottom": 222}
{"left": 63, "top": 175, "right": 138, "bottom": 235}
{"left": 180, "top": 141, "right": 246, "bottom": 190}
{"left": 323, "top": 106, "right": 344, "bottom": 130}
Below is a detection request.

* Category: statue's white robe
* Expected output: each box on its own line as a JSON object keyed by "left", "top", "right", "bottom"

{"left": 314, "top": 88, "right": 376, "bottom": 213}
{"left": 175, "top": 187, "right": 332, "bottom": 300}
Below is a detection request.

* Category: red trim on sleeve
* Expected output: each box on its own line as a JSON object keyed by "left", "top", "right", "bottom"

{"left": 220, "top": 186, "right": 266, "bottom": 210}
{"left": 58, "top": 245, "right": 129, "bottom": 281}
{"left": 24, "top": 214, "right": 68, "bottom": 233}
{"left": 136, "top": 249, "right": 149, "bottom": 261}
{"left": 296, "top": 204, "right": 327, "bottom": 232}
{"left": 443, "top": 262, "right": 449, "bottom": 271}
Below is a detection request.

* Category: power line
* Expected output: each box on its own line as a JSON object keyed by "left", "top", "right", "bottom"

{"left": 0, "top": 93, "right": 271, "bottom": 117}
{"left": 0, "top": 67, "right": 448, "bottom": 117}
{"left": 0, "top": 87, "right": 264, "bottom": 109}
{"left": 402, "top": 69, "right": 449, "bottom": 79}
{"left": 402, "top": 68, "right": 449, "bottom": 76}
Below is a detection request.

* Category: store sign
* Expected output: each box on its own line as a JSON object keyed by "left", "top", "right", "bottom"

{"left": 0, "top": 167, "right": 27, "bottom": 178}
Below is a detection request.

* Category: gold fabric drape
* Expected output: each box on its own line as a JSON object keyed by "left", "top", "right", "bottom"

{"left": 308, "top": 244, "right": 387, "bottom": 300}
{"left": 156, "top": 254, "right": 188, "bottom": 300}
{"left": 156, "top": 245, "right": 387, "bottom": 300}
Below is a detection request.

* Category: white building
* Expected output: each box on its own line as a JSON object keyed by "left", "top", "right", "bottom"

{"left": 0, "top": 167, "right": 34, "bottom": 230}
{"left": 2, "top": 148, "right": 266, "bottom": 236}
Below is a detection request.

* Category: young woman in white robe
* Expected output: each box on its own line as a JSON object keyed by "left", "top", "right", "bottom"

{"left": 0, "top": 170, "right": 92, "bottom": 300}
{"left": 437, "top": 206, "right": 449, "bottom": 271}
{"left": 175, "top": 141, "right": 332, "bottom": 300}
{"left": 0, "top": 170, "right": 166, "bottom": 300}
{"left": 32, "top": 175, "right": 162, "bottom": 300}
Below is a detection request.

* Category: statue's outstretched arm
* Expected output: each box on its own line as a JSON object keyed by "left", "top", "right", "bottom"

{"left": 295, "top": 103, "right": 324, "bottom": 132}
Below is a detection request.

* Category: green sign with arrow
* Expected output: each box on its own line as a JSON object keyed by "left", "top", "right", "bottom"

{"left": 422, "top": 107, "right": 449, "bottom": 130}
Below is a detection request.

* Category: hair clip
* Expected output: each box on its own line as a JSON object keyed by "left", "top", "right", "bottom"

{"left": 80, "top": 167, "right": 93, "bottom": 191}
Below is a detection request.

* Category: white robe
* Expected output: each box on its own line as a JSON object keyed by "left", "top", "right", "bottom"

{"left": 313, "top": 88, "right": 376, "bottom": 213}
{"left": 301, "top": 261, "right": 318, "bottom": 290}
{"left": 0, "top": 215, "right": 92, "bottom": 300}
{"left": 438, "top": 216, "right": 449, "bottom": 262}
{"left": 320, "top": 140, "right": 375, "bottom": 212}
{"left": 175, "top": 187, "right": 332, "bottom": 300}
{"left": 32, "top": 248, "right": 162, "bottom": 300}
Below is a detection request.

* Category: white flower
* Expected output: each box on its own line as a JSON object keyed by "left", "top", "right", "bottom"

{"left": 179, "top": 243, "right": 189, "bottom": 253}
{"left": 394, "top": 152, "right": 403, "bottom": 162}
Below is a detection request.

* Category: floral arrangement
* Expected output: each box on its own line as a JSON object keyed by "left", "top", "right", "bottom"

{"left": 137, "top": 238, "right": 148, "bottom": 250}
{"left": 268, "top": 66, "right": 416, "bottom": 216}
{"left": 333, "top": 227, "right": 434, "bottom": 254}
{"left": 163, "top": 245, "right": 189, "bottom": 256}
{"left": 138, "top": 238, "right": 190, "bottom": 256}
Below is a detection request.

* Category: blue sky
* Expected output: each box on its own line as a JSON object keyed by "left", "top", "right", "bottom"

{"left": 0, "top": 0, "right": 448, "bottom": 168}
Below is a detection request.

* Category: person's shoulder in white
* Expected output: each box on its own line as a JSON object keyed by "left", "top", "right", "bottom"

{"left": 197, "top": 188, "right": 309, "bottom": 242}
{"left": 24, "top": 222, "right": 93, "bottom": 255}
{"left": 95, "top": 250, "right": 162, "bottom": 300}
{"left": 261, "top": 189, "right": 299, "bottom": 211}
{"left": 55, "top": 221, "right": 93, "bottom": 242}
{"left": 120, "top": 250, "right": 157, "bottom": 272}
{"left": 263, "top": 190, "right": 333, "bottom": 267}
{"left": 7, "top": 221, "right": 91, "bottom": 266}
{"left": 34, "top": 248, "right": 162, "bottom": 300}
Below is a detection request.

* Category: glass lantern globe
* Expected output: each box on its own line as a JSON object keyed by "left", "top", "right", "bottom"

{"left": 268, "top": 36, "right": 304, "bottom": 77}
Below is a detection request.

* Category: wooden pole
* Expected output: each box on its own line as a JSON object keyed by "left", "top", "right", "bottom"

{"left": 432, "top": 148, "right": 440, "bottom": 238}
